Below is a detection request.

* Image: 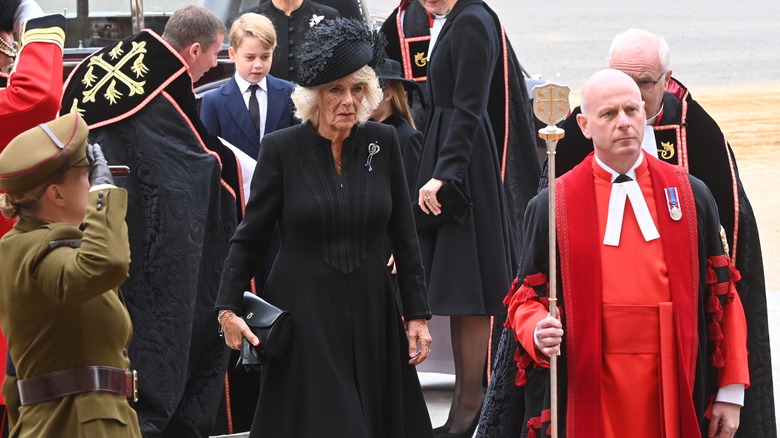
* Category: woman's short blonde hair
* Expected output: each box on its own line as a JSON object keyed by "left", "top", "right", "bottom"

{"left": 291, "top": 65, "right": 384, "bottom": 125}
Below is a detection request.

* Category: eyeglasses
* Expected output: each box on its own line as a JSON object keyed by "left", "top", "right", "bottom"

{"left": 636, "top": 71, "right": 667, "bottom": 95}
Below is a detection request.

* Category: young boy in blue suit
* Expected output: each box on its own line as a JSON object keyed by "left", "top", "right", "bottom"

{"left": 201, "top": 13, "right": 297, "bottom": 161}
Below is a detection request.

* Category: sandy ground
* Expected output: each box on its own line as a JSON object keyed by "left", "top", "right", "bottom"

{"left": 695, "top": 86, "right": 780, "bottom": 292}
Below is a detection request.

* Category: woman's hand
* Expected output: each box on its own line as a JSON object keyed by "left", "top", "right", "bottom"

{"left": 220, "top": 311, "right": 260, "bottom": 350}
{"left": 407, "top": 319, "right": 432, "bottom": 365}
{"left": 387, "top": 254, "right": 397, "bottom": 274}
{"left": 418, "top": 178, "right": 446, "bottom": 215}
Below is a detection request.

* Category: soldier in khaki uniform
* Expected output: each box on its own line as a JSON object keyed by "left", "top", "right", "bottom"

{"left": 0, "top": 113, "right": 141, "bottom": 437}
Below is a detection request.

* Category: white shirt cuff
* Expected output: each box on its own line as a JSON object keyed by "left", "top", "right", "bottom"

{"left": 715, "top": 384, "right": 745, "bottom": 406}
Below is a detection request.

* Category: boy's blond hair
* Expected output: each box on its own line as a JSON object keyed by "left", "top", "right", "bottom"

{"left": 229, "top": 13, "right": 277, "bottom": 51}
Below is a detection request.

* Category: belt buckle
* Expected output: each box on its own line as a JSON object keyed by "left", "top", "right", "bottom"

{"left": 131, "top": 370, "right": 138, "bottom": 402}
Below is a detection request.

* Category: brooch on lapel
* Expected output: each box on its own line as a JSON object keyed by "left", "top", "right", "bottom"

{"left": 664, "top": 187, "right": 682, "bottom": 221}
{"left": 309, "top": 14, "right": 325, "bottom": 27}
{"left": 365, "top": 142, "right": 380, "bottom": 172}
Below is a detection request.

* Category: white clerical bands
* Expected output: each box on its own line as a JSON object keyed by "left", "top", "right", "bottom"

{"left": 603, "top": 175, "right": 660, "bottom": 246}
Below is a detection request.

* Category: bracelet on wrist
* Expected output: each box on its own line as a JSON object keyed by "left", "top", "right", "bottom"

{"left": 217, "top": 309, "right": 235, "bottom": 333}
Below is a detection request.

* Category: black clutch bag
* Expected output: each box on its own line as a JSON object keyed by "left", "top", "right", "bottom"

{"left": 412, "top": 182, "right": 473, "bottom": 233}
{"left": 236, "top": 291, "right": 292, "bottom": 370}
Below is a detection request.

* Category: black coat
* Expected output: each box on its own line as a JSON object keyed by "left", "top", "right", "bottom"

{"left": 216, "top": 122, "right": 433, "bottom": 438}
{"left": 416, "top": 0, "right": 514, "bottom": 316}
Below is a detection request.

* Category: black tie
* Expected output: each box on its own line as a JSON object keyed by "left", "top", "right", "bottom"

{"left": 613, "top": 174, "right": 632, "bottom": 183}
{"left": 248, "top": 84, "right": 260, "bottom": 135}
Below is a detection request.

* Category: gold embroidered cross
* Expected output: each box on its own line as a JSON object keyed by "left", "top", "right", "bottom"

{"left": 81, "top": 41, "right": 149, "bottom": 105}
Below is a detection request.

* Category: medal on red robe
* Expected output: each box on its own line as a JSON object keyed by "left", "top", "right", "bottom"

{"left": 664, "top": 187, "right": 682, "bottom": 221}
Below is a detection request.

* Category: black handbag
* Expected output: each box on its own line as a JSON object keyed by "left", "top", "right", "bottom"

{"left": 412, "top": 182, "right": 473, "bottom": 233}
{"left": 235, "top": 291, "right": 292, "bottom": 369}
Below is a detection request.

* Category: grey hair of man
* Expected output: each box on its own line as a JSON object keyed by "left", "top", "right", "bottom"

{"left": 608, "top": 28, "right": 672, "bottom": 72}
{"left": 291, "top": 65, "right": 384, "bottom": 125}
{"left": 162, "top": 5, "right": 226, "bottom": 53}
{"left": 579, "top": 68, "right": 643, "bottom": 116}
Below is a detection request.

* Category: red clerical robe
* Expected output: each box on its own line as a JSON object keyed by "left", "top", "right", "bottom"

{"left": 506, "top": 152, "right": 749, "bottom": 437}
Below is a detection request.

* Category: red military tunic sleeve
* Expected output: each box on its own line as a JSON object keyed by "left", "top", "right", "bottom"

{"left": 0, "top": 38, "right": 63, "bottom": 149}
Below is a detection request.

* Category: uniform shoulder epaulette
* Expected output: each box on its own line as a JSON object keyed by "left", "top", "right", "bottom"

{"left": 20, "top": 14, "right": 67, "bottom": 48}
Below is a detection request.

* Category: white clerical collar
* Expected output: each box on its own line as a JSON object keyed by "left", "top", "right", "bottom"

{"left": 235, "top": 73, "right": 268, "bottom": 94}
{"left": 427, "top": 16, "right": 447, "bottom": 61}
{"left": 594, "top": 153, "right": 642, "bottom": 183}
{"left": 646, "top": 102, "right": 663, "bottom": 125}
{"left": 596, "top": 154, "right": 660, "bottom": 246}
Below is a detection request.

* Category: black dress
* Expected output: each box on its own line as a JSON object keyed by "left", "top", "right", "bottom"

{"left": 416, "top": 0, "right": 514, "bottom": 316}
{"left": 216, "top": 122, "right": 433, "bottom": 438}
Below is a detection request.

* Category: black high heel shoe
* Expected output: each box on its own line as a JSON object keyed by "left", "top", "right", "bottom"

{"left": 433, "top": 424, "right": 450, "bottom": 436}
{"left": 440, "top": 412, "right": 479, "bottom": 438}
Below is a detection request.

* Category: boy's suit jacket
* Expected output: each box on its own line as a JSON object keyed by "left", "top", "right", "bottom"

{"left": 201, "top": 74, "right": 298, "bottom": 159}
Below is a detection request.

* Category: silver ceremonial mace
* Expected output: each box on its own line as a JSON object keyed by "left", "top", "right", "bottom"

{"left": 531, "top": 82, "right": 570, "bottom": 438}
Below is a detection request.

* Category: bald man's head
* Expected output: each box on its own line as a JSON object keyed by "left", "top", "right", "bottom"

{"left": 577, "top": 69, "right": 646, "bottom": 173}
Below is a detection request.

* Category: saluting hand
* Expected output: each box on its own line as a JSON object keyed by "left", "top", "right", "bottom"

{"left": 86, "top": 143, "right": 114, "bottom": 186}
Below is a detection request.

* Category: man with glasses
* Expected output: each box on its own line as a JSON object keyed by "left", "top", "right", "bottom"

{"left": 541, "top": 28, "right": 775, "bottom": 437}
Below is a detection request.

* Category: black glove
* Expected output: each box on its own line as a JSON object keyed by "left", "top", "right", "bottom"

{"left": 86, "top": 143, "right": 114, "bottom": 186}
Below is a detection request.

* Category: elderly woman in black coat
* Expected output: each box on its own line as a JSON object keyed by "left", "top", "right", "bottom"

{"left": 215, "top": 18, "right": 433, "bottom": 438}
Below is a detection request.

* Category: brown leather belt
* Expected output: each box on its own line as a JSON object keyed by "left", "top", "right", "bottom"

{"left": 17, "top": 366, "right": 138, "bottom": 406}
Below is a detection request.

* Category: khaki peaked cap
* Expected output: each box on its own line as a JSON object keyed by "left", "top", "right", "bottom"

{"left": 0, "top": 113, "right": 90, "bottom": 193}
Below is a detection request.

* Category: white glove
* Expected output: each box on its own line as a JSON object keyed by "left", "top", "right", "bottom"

{"left": 13, "top": 0, "right": 43, "bottom": 34}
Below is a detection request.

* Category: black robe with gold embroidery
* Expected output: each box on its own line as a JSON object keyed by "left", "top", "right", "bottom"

{"left": 60, "top": 30, "right": 240, "bottom": 437}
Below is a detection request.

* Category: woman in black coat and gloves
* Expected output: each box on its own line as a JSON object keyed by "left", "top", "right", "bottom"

{"left": 215, "top": 18, "right": 434, "bottom": 438}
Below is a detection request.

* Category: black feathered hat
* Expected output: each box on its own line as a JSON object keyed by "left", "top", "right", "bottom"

{"left": 297, "top": 18, "right": 386, "bottom": 87}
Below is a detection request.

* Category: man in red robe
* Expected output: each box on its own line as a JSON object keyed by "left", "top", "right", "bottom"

{"left": 540, "top": 29, "right": 774, "bottom": 436}
{"left": 504, "top": 69, "right": 749, "bottom": 437}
